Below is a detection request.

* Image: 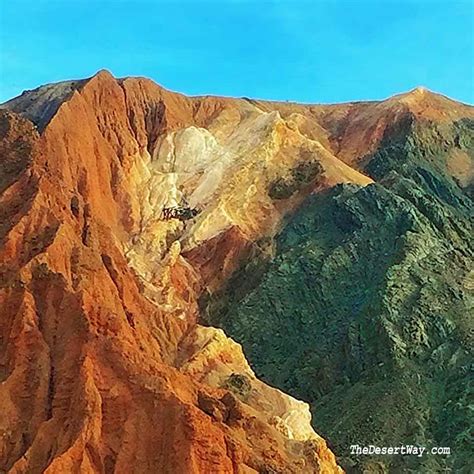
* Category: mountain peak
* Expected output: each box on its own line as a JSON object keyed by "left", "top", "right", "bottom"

{"left": 89, "top": 68, "right": 117, "bottom": 84}
{"left": 407, "top": 86, "right": 429, "bottom": 97}
{"left": 93, "top": 68, "right": 114, "bottom": 78}
{"left": 391, "top": 86, "right": 438, "bottom": 104}
{"left": 0, "top": 79, "right": 85, "bottom": 131}
{"left": 384, "top": 85, "right": 474, "bottom": 121}
{"left": 0, "top": 71, "right": 119, "bottom": 132}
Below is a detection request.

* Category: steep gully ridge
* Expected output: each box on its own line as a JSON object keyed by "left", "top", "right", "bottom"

{"left": 0, "top": 71, "right": 472, "bottom": 472}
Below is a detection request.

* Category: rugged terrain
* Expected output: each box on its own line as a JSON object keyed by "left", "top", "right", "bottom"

{"left": 0, "top": 71, "right": 472, "bottom": 473}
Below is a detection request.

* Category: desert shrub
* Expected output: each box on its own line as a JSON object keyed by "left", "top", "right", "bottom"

{"left": 268, "top": 177, "right": 297, "bottom": 200}
{"left": 292, "top": 159, "right": 323, "bottom": 185}
{"left": 268, "top": 152, "right": 324, "bottom": 200}
{"left": 222, "top": 373, "right": 252, "bottom": 400}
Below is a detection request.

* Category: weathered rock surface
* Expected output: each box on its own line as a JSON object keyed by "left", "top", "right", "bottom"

{"left": 1, "top": 71, "right": 472, "bottom": 473}
{"left": 0, "top": 71, "right": 347, "bottom": 473}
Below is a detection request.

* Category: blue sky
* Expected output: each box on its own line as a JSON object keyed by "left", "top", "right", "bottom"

{"left": 0, "top": 0, "right": 473, "bottom": 104}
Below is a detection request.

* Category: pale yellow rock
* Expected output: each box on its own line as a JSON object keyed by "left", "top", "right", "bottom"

{"left": 179, "top": 325, "right": 329, "bottom": 444}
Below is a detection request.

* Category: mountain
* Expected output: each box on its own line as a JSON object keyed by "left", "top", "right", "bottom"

{"left": 0, "top": 70, "right": 472, "bottom": 473}
{"left": 204, "top": 89, "right": 474, "bottom": 472}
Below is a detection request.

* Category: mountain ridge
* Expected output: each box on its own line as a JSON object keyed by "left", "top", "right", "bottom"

{"left": 3, "top": 69, "right": 472, "bottom": 135}
{"left": 0, "top": 71, "right": 472, "bottom": 473}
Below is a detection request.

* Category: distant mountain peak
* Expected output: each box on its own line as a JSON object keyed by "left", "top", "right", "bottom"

{"left": 411, "top": 85, "right": 428, "bottom": 94}
{"left": 382, "top": 85, "right": 473, "bottom": 122}
{"left": 93, "top": 68, "right": 114, "bottom": 79}
{"left": 0, "top": 70, "right": 118, "bottom": 132}
{"left": 0, "top": 79, "right": 86, "bottom": 131}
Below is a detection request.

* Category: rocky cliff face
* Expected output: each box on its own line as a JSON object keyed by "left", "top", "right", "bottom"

{"left": 0, "top": 71, "right": 472, "bottom": 473}
{"left": 0, "top": 70, "right": 349, "bottom": 473}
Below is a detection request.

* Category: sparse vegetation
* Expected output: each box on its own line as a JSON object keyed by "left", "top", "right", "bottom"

{"left": 222, "top": 373, "right": 252, "bottom": 401}
{"left": 268, "top": 150, "right": 324, "bottom": 200}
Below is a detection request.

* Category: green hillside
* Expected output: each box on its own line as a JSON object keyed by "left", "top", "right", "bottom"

{"left": 203, "top": 116, "right": 474, "bottom": 472}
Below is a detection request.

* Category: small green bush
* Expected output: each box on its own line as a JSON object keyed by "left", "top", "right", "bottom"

{"left": 268, "top": 177, "right": 297, "bottom": 200}
{"left": 268, "top": 153, "right": 323, "bottom": 200}
{"left": 292, "top": 159, "right": 323, "bottom": 185}
{"left": 222, "top": 373, "right": 252, "bottom": 400}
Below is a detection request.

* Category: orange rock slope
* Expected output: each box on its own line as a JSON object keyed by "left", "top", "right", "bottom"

{"left": 0, "top": 71, "right": 347, "bottom": 473}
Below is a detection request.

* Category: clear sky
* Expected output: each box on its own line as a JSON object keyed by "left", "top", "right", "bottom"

{"left": 0, "top": 0, "right": 473, "bottom": 104}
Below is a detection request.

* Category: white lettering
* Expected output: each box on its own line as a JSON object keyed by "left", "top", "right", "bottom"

{"left": 349, "top": 444, "right": 450, "bottom": 457}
